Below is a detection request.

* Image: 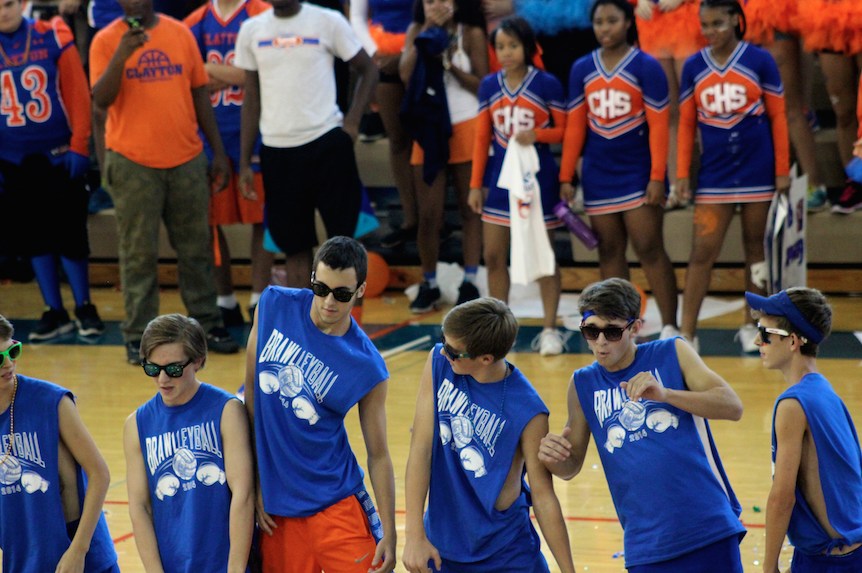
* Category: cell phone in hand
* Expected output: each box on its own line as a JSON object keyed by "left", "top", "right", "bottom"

{"left": 125, "top": 15, "right": 143, "bottom": 28}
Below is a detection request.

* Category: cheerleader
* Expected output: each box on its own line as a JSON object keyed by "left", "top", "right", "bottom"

{"left": 560, "top": 0, "right": 680, "bottom": 339}
{"left": 468, "top": 17, "right": 567, "bottom": 355}
{"left": 677, "top": 0, "right": 790, "bottom": 352}
{"left": 635, "top": 0, "right": 707, "bottom": 203}
{"left": 797, "top": 0, "right": 862, "bottom": 213}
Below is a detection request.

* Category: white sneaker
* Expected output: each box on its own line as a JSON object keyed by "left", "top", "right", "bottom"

{"left": 681, "top": 334, "right": 699, "bottom": 354}
{"left": 736, "top": 324, "right": 759, "bottom": 353}
{"left": 659, "top": 325, "right": 681, "bottom": 340}
{"left": 532, "top": 329, "right": 566, "bottom": 356}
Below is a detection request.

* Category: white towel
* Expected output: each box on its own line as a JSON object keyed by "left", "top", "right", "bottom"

{"left": 497, "top": 142, "right": 556, "bottom": 285}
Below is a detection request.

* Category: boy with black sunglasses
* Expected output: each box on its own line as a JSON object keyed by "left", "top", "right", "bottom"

{"left": 123, "top": 313, "right": 254, "bottom": 572}
{"left": 244, "top": 235, "right": 397, "bottom": 573}
{"left": 746, "top": 288, "right": 862, "bottom": 573}
{"left": 0, "top": 313, "right": 119, "bottom": 573}
{"left": 539, "top": 278, "right": 747, "bottom": 572}
{"left": 403, "top": 298, "right": 576, "bottom": 573}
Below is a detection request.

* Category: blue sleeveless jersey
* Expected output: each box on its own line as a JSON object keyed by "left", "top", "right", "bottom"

{"left": 368, "top": 0, "right": 414, "bottom": 33}
{"left": 136, "top": 382, "right": 236, "bottom": 573}
{"left": 771, "top": 373, "right": 862, "bottom": 555}
{"left": 425, "top": 346, "right": 548, "bottom": 563}
{"left": 567, "top": 48, "right": 668, "bottom": 206}
{"left": 573, "top": 339, "right": 746, "bottom": 568}
{"left": 253, "top": 287, "right": 389, "bottom": 517}
{"left": 186, "top": 0, "right": 269, "bottom": 169}
{"left": 0, "top": 18, "right": 76, "bottom": 164}
{"left": 0, "top": 375, "right": 116, "bottom": 573}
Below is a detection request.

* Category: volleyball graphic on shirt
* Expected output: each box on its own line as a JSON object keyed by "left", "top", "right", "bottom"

{"left": 439, "top": 421, "right": 452, "bottom": 446}
{"left": 196, "top": 462, "right": 226, "bottom": 486}
{"left": 292, "top": 395, "right": 320, "bottom": 425}
{"left": 259, "top": 371, "right": 280, "bottom": 395}
{"left": 156, "top": 474, "right": 180, "bottom": 500}
{"left": 604, "top": 424, "right": 626, "bottom": 453}
{"left": 451, "top": 415, "right": 474, "bottom": 449}
{"left": 21, "top": 470, "right": 49, "bottom": 493}
{"left": 172, "top": 448, "right": 198, "bottom": 481}
{"left": 460, "top": 446, "right": 487, "bottom": 478}
{"left": 0, "top": 456, "right": 22, "bottom": 485}
{"left": 646, "top": 409, "right": 679, "bottom": 433}
{"left": 619, "top": 400, "right": 647, "bottom": 431}
{"left": 278, "top": 364, "right": 304, "bottom": 398}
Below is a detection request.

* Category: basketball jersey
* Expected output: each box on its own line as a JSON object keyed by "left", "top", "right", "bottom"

{"left": 573, "top": 339, "right": 746, "bottom": 568}
{"left": 135, "top": 382, "right": 236, "bottom": 573}
{"left": 425, "top": 346, "right": 548, "bottom": 563}
{"left": 368, "top": 0, "right": 413, "bottom": 33}
{"left": 772, "top": 374, "right": 862, "bottom": 556}
{"left": 472, "top": 67, "right": 566, "bottom": 225}
{"left": 678, "top": 42, "right": 789, "bottom": 202}
{"left": 185, "top": 0, "right": 271, "bottom": 167}
{"left": 561, "top": 48, "right": 669, "bottom": 214}
{"left": 0, "top": 376, "right": 117, "bottom": 573}
{"left": 0, "top": 18, "right": 88, "bottom": 164}
{"left": 253, "top": 287, "right": 389, "bottom": 517}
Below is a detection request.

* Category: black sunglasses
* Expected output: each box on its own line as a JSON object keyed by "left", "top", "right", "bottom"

{"left": 0, "top": 341, "right": 22, "bottom": 366}
{"left": 310, "top": 274, "right": 358, "bottom": 303}
{"left": 440, "top": 335, "right": 472, "bottom": 360}
{"left": 142, "top": 358, "right": 194, "bottom": 378}
{"left": 580, "top": 319, "right": 635, "bottom": 342}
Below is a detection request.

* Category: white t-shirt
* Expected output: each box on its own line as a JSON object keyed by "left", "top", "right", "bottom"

{"left": 235, "top": 4, "right": 362, "bottom": 147}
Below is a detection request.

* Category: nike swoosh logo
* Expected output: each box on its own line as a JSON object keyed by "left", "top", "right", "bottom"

{"left": 355, "top": 552, "right": 371, "bottom": 563}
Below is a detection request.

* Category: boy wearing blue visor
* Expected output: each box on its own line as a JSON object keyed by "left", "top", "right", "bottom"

{"left": 747, "top": 287, "right": 862, "bottom": 573}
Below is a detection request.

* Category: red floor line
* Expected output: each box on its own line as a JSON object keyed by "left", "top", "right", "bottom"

{"left": 369, "top": 310, "right": 440, "bottom": 341}
{"left": 113, "top": 532, "right": 134, "bottom": 544}
{"left": 105, "top": 500, "right": 129, "bottom": 505}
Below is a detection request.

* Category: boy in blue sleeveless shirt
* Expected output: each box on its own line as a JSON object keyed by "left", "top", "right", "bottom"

{"left": 402, "top": 298, "right": 576, "bottom": 573}
{"left": 0, "top": 313, "right": 118, "bottom": 573}
{"left": 539, "top": 278, "right": 746, "bottom": 572}
{"left": 123, "top": 314, "right": 254, "bottom": 572}
{"left": 746, "top": 288, "right": 862, "bottom": 572}
{"left": 244, "top": 236, "right": 396, "bottom": 573}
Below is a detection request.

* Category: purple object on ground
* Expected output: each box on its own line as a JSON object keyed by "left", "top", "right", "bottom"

{"left": 553, "top": 201, "right": 599, "bottom": 250}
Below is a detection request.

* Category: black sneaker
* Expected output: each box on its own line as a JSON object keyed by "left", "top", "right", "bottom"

{"left": 29, "top": 308, "right": 75, "bottom": 341}
{"left": 456, "top": 281, "right": 480, "bottom": 305}
{"left": 207, "top": 327, "right": 240, "bottom": 354}
{"left": 380, "top": 226, "right": 418, "bottom": 249}
{"left": 126, "top": 340, "right": 141, "bottom": 365}
{"left": 358, "top": 111, "right": 385, "bottom": 143}
{"left": 219, "top": 304, "right": 245, "bottom": 328}
{"left": 410, "top": 282, "right": 441, "bottom": 314}
{"left": 831, "top": 181, "right": 862, "bottom": 214}
{"left": 74, "top": 302, "right": 105, "bottom": 337}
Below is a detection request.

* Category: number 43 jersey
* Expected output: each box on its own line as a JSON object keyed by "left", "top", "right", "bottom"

{"left": 184, "top": 0, "right": 271, "bottom": 165}
{"left": 0, "top": 17, "right": 91, "bottom": 164}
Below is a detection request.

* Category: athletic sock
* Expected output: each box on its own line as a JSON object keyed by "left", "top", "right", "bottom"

{"left": 60, "top": 256, "right": 91, "bottom": 308}
{"left": 464, "top": 266, "right": 478, "bottom": 285}
{"left": 31, "top": 254, "right": 64, "bottom": 310}
{"left": 423, "top": 272, "right": 438, "bottom": 289}
{"left": 217, "top": 294, "right": 239, "bottom": 309}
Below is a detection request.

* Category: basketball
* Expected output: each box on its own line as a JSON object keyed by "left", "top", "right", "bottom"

{"left": 364, "top": 252, "right": 390, "bottom": 298}
{"left": 634, "top": 284, "right": 648, "bottom": 318}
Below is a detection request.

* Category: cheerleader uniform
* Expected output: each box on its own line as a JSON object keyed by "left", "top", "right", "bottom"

{"left": 471, "top": 67, "right": 566, "bottom": 227}
{"left": 636, "top": 0, "right": 706, "bottom": 61}
{"left": 796, "top": 0, "right": 862, "bottom": 55}
{"left": 677, "top": 41, "right": 790, "bottom": 203}
{"left": 560, "top": 48, "right": 670, "bottom": 215}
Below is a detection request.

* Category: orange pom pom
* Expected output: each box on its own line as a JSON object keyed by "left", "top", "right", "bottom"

{"left": 364, "top": 252, "right": 390, "bottom": 298}
{"left": 634, "top": 284, "right": 648, "bottom": 319}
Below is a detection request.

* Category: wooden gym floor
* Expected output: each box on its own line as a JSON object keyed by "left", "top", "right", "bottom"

{"left": 2, "top": 282, "right": 861, "bottom": 572}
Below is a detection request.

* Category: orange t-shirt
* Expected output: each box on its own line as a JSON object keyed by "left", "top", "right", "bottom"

{"left": 90, "top": 15, "right": 209, "bottom": 169}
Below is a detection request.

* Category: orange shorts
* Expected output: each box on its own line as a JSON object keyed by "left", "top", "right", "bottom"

{"left": 209, "top": 167, "right": 265, "bottom": 227}
{"left": 260, "top": 495, "right": 377, "bottom": 573}
{"left": 410, "top": 116, "right": 478, "bottom": 166}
